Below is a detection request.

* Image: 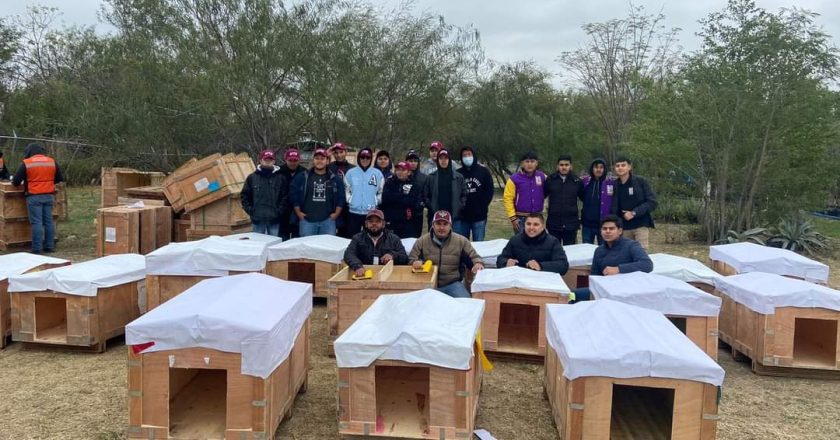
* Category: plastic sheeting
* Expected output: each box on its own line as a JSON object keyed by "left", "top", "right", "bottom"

{"left": 334, "top": 289, "right": 484, "bottom": 370}
{"left": 470, "top": 266, "right": 571, "bottom": 295}
{"left": 401, "top": 238, "right": 417, "bottom": 255}
{"left": 546, "top": 300, "right": 725, "bottom": 385}
{"left": 0, "top": 253, "right": 69, "bottom": 281}
{"left": 223, "top": 232, "right": 283, "bottom": 246}
{"left": 471, "top": 239, "right": 508, "bottom": 268}
{"left": 8, "top": 254, "right": 145, "bottom": 297}
{"left": 564, "top": 243, "right": 598, "bottom": 267}
{"left": 714, "top": 272, "right": 840, "bottom": 315}
{"left": 650, "top": 253, "right": 722, "bottom": 286}
{"left": 709, "top": 242, "right": 829, "bottom": 283}
{"left": 126, "top": 273, "right": 312, "bottom": 379}
{"left": 590, "top": 272, "right": 721, "bottom": 317}
{"left": 146, "top": 236, "right": 270, "bottom": 276}
{"left": 267, "top": 235, "right": 350, "bottom": 264}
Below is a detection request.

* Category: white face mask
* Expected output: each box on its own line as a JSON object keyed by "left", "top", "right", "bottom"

{"left": 462, "top": 156, "right": 474, "bottom": 167}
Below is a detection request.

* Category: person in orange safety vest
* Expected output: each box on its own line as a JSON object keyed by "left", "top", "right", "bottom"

{"left": 0, "top": 150, "right": 10, "bottom": 180}
{"left": 11, "top": 143, "right": 64, "bottom": 254}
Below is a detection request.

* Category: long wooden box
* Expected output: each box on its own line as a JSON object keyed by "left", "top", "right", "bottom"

{"left": 163, "top": 153, "right": 253, "bottom": 213}
{"left": 101, "top": 167, "right": 165, "bottom": 208}
{"left": 128, "top": 319, "right": 310, "bottom": 440}
{"left": 146, "top": 273, "right": 250, "bottom": 311}
{"left": 96, "top": 206, "right": 173, "bottom": 256}
{"left": 265, "top": 259, "right": 342, "bottom": 299}
{"left": 185, "top": 223, "right": 251, "bottom": 241}
{"left": 0, "top": 181, "right": 66, "bottom": 221}
{"left": 338, "top": 357, "right": 481, "bottom": 439}
{"left": 0, "top": 218, "right": 60, "bottom": 251}
{"left": 327, "top": 262, "right": 437, "bottom": 337}
{"left": 562, "top": 265, "right": 590, "bottom": 289}
{"left": 1, "top": 261, "right": 71, "bottom": 349}
{"left": 713, "top": 289, "right": 840, "bottom": 374}
{"left": 10, "top": 280, "right": 143, "bottom": 352}
{"left": 473, "top": 288, "right": 569, "bottom": 358}
{"left": 544, "top": 344, "right": 719, "bottom": 440}
{"left": 190, "top": 195, "right": 249, "bottom": 229}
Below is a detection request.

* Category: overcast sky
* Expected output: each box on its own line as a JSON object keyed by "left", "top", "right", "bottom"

{"left": 5, "top": 0, "right": 840, "bottom": 87}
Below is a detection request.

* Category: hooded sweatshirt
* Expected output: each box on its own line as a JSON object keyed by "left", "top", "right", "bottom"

{"left": 374, "top": 150, "right": 393, "bottom": 179}
{"left": 456, "top": 147, "right": 495, "bottom": 222}
{"left": 580, "top": 158, "right": 616, "bottom": 228}
{"left": 241, "top": 164, "right": 289, "bottom": 223}
{"left": 425, "top": 155, "right": 466, "bottom": 219}
{"left": 12, "top": 143, "right": 64, "bottom": 195}
{"left": 344, "top": 148, "right": 384, "bottom": 215}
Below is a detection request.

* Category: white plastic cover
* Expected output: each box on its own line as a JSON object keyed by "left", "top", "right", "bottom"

{"left": 564, "top": 243, "right": 598, "bottom": 267}
{"left": 8, "top": 254, "right": 145, "bottom": 297}
{"left": 223, "top": 232, "right": 283, "bottom": 246}
{"left": 471, "top": 239, "right": 508, "bottom": 268}
{"left": 146, "top": 236, "right": 270, "bottom": 276}
{"left": 713, "top": 272, "right": 840, "bottom": 315}
{"left": 590, "top": 272, "right": 721, "bottom": 317}
{"left": 709, "top": 242, "right": 829, "bottom": 283}
{"left": 125, "top": 273, "right": 312, "bottom": 379}
{"left": 401, "top": 238, "right": 417, "bottom": 255}
{"left": 267, "top": 235, "right": 350, "bottom": 264}
{"left": 650, "top": 253, "right": 722, "bottom": 286}
{"left": 0, "top": 253, "right": 69, "bottom": 281}
{"left": 546, "top": 300, "right": 724, "bottom": 385}
{"left": 470, "top": 266, "right": 571, "bottom": 295}
{"left": 334, "top": 289, "right": 484, "bottom": 370}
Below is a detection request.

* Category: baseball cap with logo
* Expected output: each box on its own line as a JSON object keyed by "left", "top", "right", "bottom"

{"left": 260, "top": 150, "right": 276, "bottom": 161}
{"left": 366, "top": 209, "right": 385, "bottom": 220}
{"left": 430, "top": 141, "right": 443, "bottom": 151}
{"left": 395, "top": 161, "right": 410, "bottom": 170}
{"left": 284, "top": 149, "right": 300, "bottom": 161}
{"left": 406, "top": 150, "right": 420, "bottom": 161}
{"left": 358, "top": 148, "right": 373, "bottom": 158}
{"left": 331, "top": 142, "right": 346, "bottom": 151}
{"left": 313, "top": 148, "right": 328, "bottom": 157}
{"left": 432, "top": 210, "right": 452, "bottom": 225}
{"left": 437, "top": 149, "right": 450, "bottom": 158}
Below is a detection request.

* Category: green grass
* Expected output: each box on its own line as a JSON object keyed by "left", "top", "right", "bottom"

{"left": 812, "top": 216, "right": 840, "bottom": 239}
{"left": 54, "top": 186, "right": 100, "bottom": 261}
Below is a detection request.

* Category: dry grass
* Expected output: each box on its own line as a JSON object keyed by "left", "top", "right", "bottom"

{"left": 0, "top": 188, "right": 839, "bottom": 439}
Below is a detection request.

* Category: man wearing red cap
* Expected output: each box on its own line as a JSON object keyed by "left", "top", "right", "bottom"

{"left": 241, "top": 150, "right": 289, "bottom": 236}
{"left": 420, "top": 141, "right": 443, "bottom": 175}
{"left": 408, "top": 210, "right": 483, "bottom": 298}
{"left": 343, "top": 209, "right": 408, "bottom": 278}
{"left": 328, "top": 142, "right": 355, "bottom": 177}
{"left": 381, "top": 161, "right": 423, "bottom": 238}
{"left": 343, "top": 147, "right": 384, "bottom": 236}
{"left": 278, "top": 148, "right": 307, "bottom": 239}
{"left": 290, "top": 148, "right": 346, "bottom": 236}
{"left": 424, "top": 148, "right": 466, "bottom": 230}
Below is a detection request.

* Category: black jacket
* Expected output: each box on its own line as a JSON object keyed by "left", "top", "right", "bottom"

{"left": 611, "top": 173, "right": 658, "bottom": 230}
{"left": 12, "top": 143, "right": 64, "bottom": 195}
{"left": 0, "top": 156, "right": 9, "bottom": 180}
{"left": 240, "top": 166, "right": 289, "bottom": 224}
{"left": 424, "top": 166, "right": 467, "bottom": 219}
{"left": 544, "top": 172, "right": 582, "bottom": 231}
{"left": 456, "top": 147, "right": 494, "bottom": 222}
{"left": 496, "top": 230, "right": 569, "bottom": 275}
{"left": 381, "top": 175, "right": 423, "bottom": 226}
{"left": 328, "top": 160, "right": 355, "bottom": 177}
{"left": 343, "top": 230, "right": 408, "bottom": 270}
{"left": 278, "top": 163, "right": 306, "bottom": 182}
{"left": 591, "top": 236, "right": 653, "bottom": 275}
{"left": 290, "top": 168, "right": 346, "bottom": 216}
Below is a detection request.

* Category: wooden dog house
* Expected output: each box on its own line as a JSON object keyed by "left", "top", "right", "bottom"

{"left": 562, "top": 244, "right": 598, "bottom": 289}
{"left": 710, "top": 242, "right": 829, "bottom": 284}
{"left": 265, "top": 235, "right": 349, "bottom": 298}
{"left": 651, "top": 253, "right": 723, "bottom": 293}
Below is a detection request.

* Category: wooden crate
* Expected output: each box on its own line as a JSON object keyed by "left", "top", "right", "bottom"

{"left": 190, "top": 195, "right": 249, "bottom": 230}
{"left": 0, "top": 181, "right": 66, "bottom": 221}
{"left": 185, "top": 223, "right": 251, "bottom": 241}
{"left": 96, "top": 205, "right": 173, "bottom": 256}
{"left": 338, "top": 356, "right": 482, "bottom": 439}
{"left": 711, "top": 259, "right": 819, "bottom": 284}
{"left": 0, "top": 218, "right": 61, "bottom": 251}
{"left": 688, "top": 281, "right": 715, "bottom": 294}
{"left": 473, "top": 288, "right": 569, "bottom": 358}
{"left": 265, "top": 259, "right": 342, "bottom": 299}
{"left": 544, "top": 344, "right": 719, "bottom": 440}
{"left": 128, "top": 319, "right": 309, "bottom": 440}
{"left": 162, "top": 153, "right": 253, "bottom": 213}
{"left": 666, "top": 314, "right": 719, "bottom": 361}
{"left": 101, "top": 167, "right": 166, "bottom": 208}
{"left": 146, "top": 273, "right": 249, "bottom": 311}
{"left": 124, "top": 185, "right": 170, "bottom": 204}
{"left": 713, "top": 289, "right": 840, "bottom": 375}
{"left": 1, "top": 261, "right": 71, "bottom": 349}
{"left": 327, "top": 262, "right": 438, "bottom": 337}
{"left": 10, "top": 280, "right": 143, "bottom": 352}
{"left": 173, "top": 218, "right": 191, "bottom": 243}
{"left": 562, "top": 265, "right": 590, "bottom": 289}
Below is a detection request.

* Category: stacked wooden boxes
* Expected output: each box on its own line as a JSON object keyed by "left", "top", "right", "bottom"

{"left": 545, "top": 300, "right": 724, "bottom": 440}
{"left": 126, "top": 274, "right": 311, "bottom": 439}
{"left": 96, "top": 204, "right": 173, "bottom": 256}
{"left": 0, "top": 182, "right": 66, "bottom": 250}
{"left": 7, "top": 254, "right": 146, "bottom": 352}
{"left": 0, "top": 253, "right": 70, "bottom": 349}
{"left": 471, "top": 266, "right": 572, "bottom": 358}
{"left": 334, "top": 290, "right": 485, "bottom": 439}
{"left": 265, "top": 235, "right": 350, "bottom": 298}
{"left": 101, "top": 167, "right": 166, "bottom": 208}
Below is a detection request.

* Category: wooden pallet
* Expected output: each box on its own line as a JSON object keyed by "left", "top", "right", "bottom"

{"left": 264, "top": 259, "right": 342, "bottom": 299}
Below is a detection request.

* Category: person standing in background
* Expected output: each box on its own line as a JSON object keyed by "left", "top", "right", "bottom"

{"left": 0, "top": 151, "right": 10, "bottom": 180}
{"left": 12, "top": 143, "right": 64, "bottom": 253}
{"left": 343, "top": 148, "right": 384, "bottom": 236}
{"left": 328, "top": 142, "right": 355, "bottom": 237}
{"left": 544, "top": 155, "right": 582, "bottom": 245}
{"left": 503, "top": 151, "right": 546, "bottom": 234}
{"left": 454, "top": 146, "right": 494, "bottom": 241}
{"left": 424, "top": 149, "right": 466, "bottom": 230}
{"left": 278, "top": 149, "right": 307, "bottom": 240}
{"left": 240, "top": 150, "right": 288, "bottom": 236}
{"left": 291, "top": 148, "right": 346, "bottom": 236}
{"left": 374, "top": 150, "right": 393, "bottom": 179}
{"left": 381, "top": 161, "right": 423, "bottom": 238}
{"left": 420, "top": 141, "right": 442, "bottom": 175}
{"left": 580, "top": 158, "right": 615, "bottom": 244}
{"left": 405, "top": 149, "right": 427, "bottom": 236}
{"left": 611, "top": 156, "right": 657, "bottom": 249}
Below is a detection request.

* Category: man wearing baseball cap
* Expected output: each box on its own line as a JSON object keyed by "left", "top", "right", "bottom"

{"left": 343, "top": 147, "right": 384, "bottom": 236}
{"left": 424, "top": 148, "right": 466, "bottom": 230}
{"left": 278, "top": 148, "right": 307, "bottom": 239}
{"left": 419, "top": 141, "right": 442, "bottom": 175}
{"left": 290, "top": 147, "right": 346, "bottom": 236}
{"left": 404, "top": 150, "right": 427, "bottom": 236}
{"left": 241, "top": 149, "right": 289, "bottom": 236}
{"left": 343, "top": 209, "right": 408, "bottom": 278}
{"left": 328, "top": 142, "right": 355, "bottom": 177}
{"left": 381, "top": 161, "right": 423, "bottom": 238}
{"left": 408, "top": 210, "right": 484, "bottom": 298}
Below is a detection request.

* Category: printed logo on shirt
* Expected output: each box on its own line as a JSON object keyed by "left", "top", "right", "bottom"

{"left": 368, "top": 175, "right": 378, "bottom": 186}
{"left": 606, "top": 184, "right": 614, "bottom": 195}
{"left": 313, "top": 181, "right": 327, "bottom": 202}
{"left": 535, "top": 176, "right": 543, "bottom": 186}
{"left": 628, "top": 187, "right": 634, "bottom": 196}
{"left": 401, "top": 183, "right": 414, "bottom": 195}
{"left": 465, "top": 177, "right": 480, "bottom": 194}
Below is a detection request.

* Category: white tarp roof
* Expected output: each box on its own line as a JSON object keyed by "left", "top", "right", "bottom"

{"left": 590, "top": 272, "right": 721, "bottom": 317}
{"left": 146, "top": 236, "right": 270, "bottom": 276}
{"left": 267, "top": 235, "right": 350, "bottom": 264}
{"left": 709, "top": 242, "right": 829, "bottom": 283}
{"left": 714, "top": 272, "right": 840, "bottom": 315}
{"left": 8, "top": 254, "right": 145, "bottom": 297}
{"left": 650, "top": 253, "right": 722, "bottom": 286}
{"left": 471, "top": 266, "right": 571, "bottom": 295}
{"left": 564, "top": 243, "right": 598, "bottom": 267}
{"left": 334, "top": 289, "right": 484, "bottom": 370}
{"left": 223, "top": 232, "right": 283, "bottom": 246}
{"left": 546, "top": 300, "right": 724, "bottom": 386}
{"left": 471, "top": 239, "right": 508, "bottom": 268}
{"left": 401, "top": 238, "right": 417, "bottom": 255}
{"left": 126, "top": 273, "right": 312, "bottom": 379}
{"left": 0, "top": 253, "right": 69, "bottom": 281}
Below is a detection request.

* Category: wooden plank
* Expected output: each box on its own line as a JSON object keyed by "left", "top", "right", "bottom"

{"left": 101, "top": 167, "right": 166, "bottom": 208}
{"left": 189, "top": 195, "right": 249, "bottom": 229}
{"left": 185, "top": 224, "right": 251, "bottom": 241}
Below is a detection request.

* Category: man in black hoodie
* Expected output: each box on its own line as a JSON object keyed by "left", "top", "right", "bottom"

{"left": 240, "top": 150, "right": 289, "bottom": 236}
{"left": 278, "top": 149, "right": 307, "bottom": 239}
{"left": 544, "top": 155, "right": 582, "bottom": 245}
{"left": 12, "top": 143, "right": 64, "bottom": 253}
{"left": 455, "top": 146, "right": 494, "bottom": 241}
{"left": 580, "top": 158, "right": 616, "bottom": 244}
{"left": 423, "top": 149, "right": 466, "bottom": 230}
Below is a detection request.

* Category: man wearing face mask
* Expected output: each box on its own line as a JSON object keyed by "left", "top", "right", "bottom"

{"left": 344, "top": 148, "right": 385, "bottom": 236}
{"left": 455, "top": 146, "right": 494, "bottom": 241}
{"left": 344, "top": 209, "right": 408, "bottom": 277}
{"left": 241, "top": 150, "right": 289, "bottom": 236}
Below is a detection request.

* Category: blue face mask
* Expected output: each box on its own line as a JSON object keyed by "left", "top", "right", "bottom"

{"left": 462, "top": 156, "right": 474, "bottom": 167}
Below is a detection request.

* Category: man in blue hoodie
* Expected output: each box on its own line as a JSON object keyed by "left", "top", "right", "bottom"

{"left": 455, "top": 146, "right": 494, "bottom": 241}
{"left": 240, "top": 150, "right": 289, "bottom": 236}
{"left": 344, "top": 148, "right": 384, "bottom": 236}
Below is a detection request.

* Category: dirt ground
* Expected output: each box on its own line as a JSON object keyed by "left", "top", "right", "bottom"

{"left": 0, "top": 190, "right": 839, "bottom": 439}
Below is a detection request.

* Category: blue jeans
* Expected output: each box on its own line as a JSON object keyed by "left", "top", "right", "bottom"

{"left": 572, "top": 287, "right": 592, "bottom": 302}
{"left": 437, "top": 280, "right": 471, "bottom": 298}
{"left": 27, "top": 194, "right": 55, "bottom": 252}
{"left": 582, "top": 226, "right": 602, "bottom": 245}
{"left": 252, "top": 221, "right": 280, "bottom": 236}
{"left": 453, "top": 220, "right": 486, "bottom": 241}
{"left": 299, "top": 218, "right": 337, "bottom": 237}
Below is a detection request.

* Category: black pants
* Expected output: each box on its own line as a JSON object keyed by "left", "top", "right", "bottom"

{"left": 549, "top": 228, "right": 577, "bottom": 246}
{"left": 346, "top": 213, "right": 367, "bottom": 238}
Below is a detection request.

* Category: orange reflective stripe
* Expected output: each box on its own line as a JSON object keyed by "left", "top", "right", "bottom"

{"left": 23, "top": 155, "right": 57, "bottom": 195}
